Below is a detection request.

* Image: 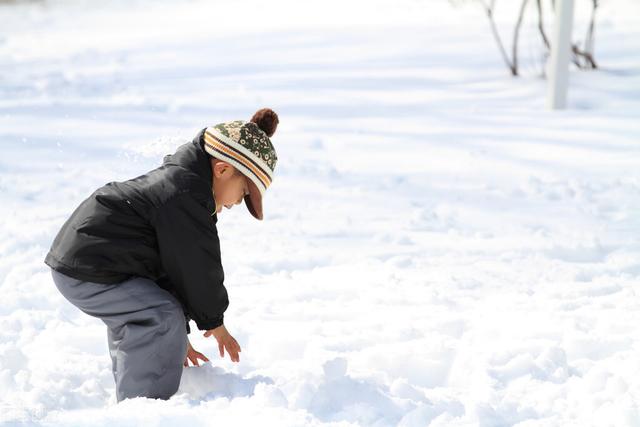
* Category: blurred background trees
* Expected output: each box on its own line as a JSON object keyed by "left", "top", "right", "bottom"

{"left": 451, "top": 0, "right": 599, "bottom": 76}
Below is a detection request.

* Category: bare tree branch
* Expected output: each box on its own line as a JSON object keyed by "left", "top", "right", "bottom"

{"left": 512, "top": 0, "right": 530, "bottom": 76}
{"left": 572, "top": 44, "right": 598, "bottom": 68}
{"left": 480, "top": 0, "right": 518, "bottom": 75}
{"left": 535, "top": 0, "right": 550, "bottom": 50}
{"left": 584, "top": 0, "right": 599, "bottom": 68}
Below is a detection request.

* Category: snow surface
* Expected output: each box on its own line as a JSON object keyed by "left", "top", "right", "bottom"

{"left": 1, "top": 0, "right": 639, "bottom": 425}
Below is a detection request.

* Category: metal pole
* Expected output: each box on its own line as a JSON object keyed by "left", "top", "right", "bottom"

{"left": 547, "top": 0, "right": 575, "bottom": 110}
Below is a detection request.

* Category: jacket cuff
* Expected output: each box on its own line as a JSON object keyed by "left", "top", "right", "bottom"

{"left": 195, "top": 315, "right": 224, "bottom": 331}
{"left": 185, "top": 318, "right": 191, "bottom": 334}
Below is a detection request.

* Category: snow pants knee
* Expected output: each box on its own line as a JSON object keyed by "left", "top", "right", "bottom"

{"left": 49, "top": 267, "right": 189, "bottom": 402}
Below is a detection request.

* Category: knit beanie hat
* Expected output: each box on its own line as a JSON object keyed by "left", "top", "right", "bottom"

{"left": 202, "top": 108, "right": 279, "bottom": 220}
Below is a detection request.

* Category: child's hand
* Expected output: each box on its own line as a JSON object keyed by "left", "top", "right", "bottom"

{"left": 203, "top": 325, "right": 242, "bottom": 363}
{"left": 183, "top": 340, "right": 210, "bottom": 367}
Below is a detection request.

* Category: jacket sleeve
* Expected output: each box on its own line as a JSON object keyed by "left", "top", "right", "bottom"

{"left": 151, "top": 191, "right": 228, "bottom": 331}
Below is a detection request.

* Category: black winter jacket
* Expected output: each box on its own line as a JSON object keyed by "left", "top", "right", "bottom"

{"left": 44, "top": 128, "right": 227, "bottom": 333}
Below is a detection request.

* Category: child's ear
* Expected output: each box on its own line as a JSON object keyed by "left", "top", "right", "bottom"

{"left": 213, "top": 161, "right": 233, "bottom": 178}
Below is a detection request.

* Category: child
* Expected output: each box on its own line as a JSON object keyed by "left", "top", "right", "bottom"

{"left": 44, "top": 108, "right": 279, "bottom": 402}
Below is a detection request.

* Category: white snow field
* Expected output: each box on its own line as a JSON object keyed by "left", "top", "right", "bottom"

{"left": 1, "top": 0, "right": 639, "bottom": 425}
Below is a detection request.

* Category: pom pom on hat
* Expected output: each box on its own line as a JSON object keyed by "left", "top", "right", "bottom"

{"left": 250, "top": 108, "right": 279, "bottom": 137}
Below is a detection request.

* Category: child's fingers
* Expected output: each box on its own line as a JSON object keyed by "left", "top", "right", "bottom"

{"left": 228, "top": 345, "right": 240, "bottom": 362}
{"left": 184, "top": 354, "right": 209, "bottom": 367}
{"left": 231, "top": 341, "right": 240, "bottom": 361}
{"left": 218, "top": 341, "right": 224, "bottom": 357}
{"left": 195, "top": 352, "right": 209, "bottom": 363}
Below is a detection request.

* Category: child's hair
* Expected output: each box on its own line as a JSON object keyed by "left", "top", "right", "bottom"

{"left": 250, "top": 108, "right": 279, "bottom": 137}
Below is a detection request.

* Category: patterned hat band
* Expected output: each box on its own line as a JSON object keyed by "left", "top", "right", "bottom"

{"left": 202, "top": 122, "right": 276, "bottom": 195}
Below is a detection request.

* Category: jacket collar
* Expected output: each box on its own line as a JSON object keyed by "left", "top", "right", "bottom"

{"left": 163, "top": 128, "right": 213, "bottom": 186}
{"left": 191, "top": 127, "right": 214, "bottom": 186}
{"left": 162, "top": 128, "right": 217, "bottom": 218}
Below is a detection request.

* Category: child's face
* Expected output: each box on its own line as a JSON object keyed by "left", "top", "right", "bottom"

{"left": 210, "top": 159, "right": 250, "bottom": 215}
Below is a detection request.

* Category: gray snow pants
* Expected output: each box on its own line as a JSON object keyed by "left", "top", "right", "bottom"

{"left": 49, "top": 267, "right": 189, "bottom": 402}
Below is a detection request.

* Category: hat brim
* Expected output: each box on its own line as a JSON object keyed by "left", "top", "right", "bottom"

{"left": 244, "top": 177, "right": 263, "bottom": 220}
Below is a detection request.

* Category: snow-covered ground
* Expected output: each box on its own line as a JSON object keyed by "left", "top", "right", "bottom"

{"left": 1, "top": 0, "right": 639, "bottom": 425}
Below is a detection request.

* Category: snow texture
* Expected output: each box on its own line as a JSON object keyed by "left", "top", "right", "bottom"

{"left": 1, "top": 0, "right": 639, "bottom": 425}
